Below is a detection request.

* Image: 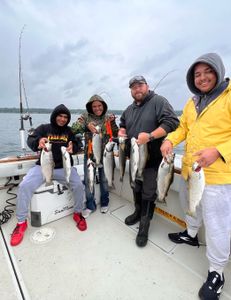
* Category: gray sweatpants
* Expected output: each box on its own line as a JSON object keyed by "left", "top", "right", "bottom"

{"left": 16, "top": 165, "right": 84, "bottom": 222}
{"left": 180, "top": 178, "right": 231, "bottom": 271}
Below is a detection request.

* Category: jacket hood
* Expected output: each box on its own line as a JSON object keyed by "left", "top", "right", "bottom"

{"left": 86, "top": 94, "right": 108, "bottom": 115}
{"left": 186, "top": 53, "right": 225, "bottom": 95}
{"left": 50, "top": 104, "right": 71, "bottom": 127}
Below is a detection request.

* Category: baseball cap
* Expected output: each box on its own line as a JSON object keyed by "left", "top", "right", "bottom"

{"left": 129, "top": 75, "right": 147, "bottom": 88}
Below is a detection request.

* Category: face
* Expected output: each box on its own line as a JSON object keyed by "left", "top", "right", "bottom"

{"left": 56, "top": 113, "right": 69, "bottom": 126}
{"left": 194, "top": 63, "right": 217, "bottom": 93}
{"left": 130, "top": 83, "right": 149, "bottom": 103}
{"left": 92, "top": 101, "right": 104, "bottom": 116}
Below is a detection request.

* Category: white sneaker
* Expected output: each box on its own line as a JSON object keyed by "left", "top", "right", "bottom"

{"left": 82, "top": 208, "right": 93, "bottom": 218}
{"left": 101, "top": 206, "right": 109, "bottom": 214}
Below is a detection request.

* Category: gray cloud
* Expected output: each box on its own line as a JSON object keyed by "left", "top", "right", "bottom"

{"left": 0, "top": 0, "right": 231, "bottom": 111}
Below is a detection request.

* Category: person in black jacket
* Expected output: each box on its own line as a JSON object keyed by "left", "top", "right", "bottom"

{"left": 119, "top": 76, "right": 179, "bottom": 247}
{"left": 10, "top": 104, "right": 87, "bottom": 247}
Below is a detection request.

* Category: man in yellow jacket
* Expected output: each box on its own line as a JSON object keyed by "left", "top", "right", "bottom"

{"left": 161, "top": 53, "right": 231, "bottom": 300}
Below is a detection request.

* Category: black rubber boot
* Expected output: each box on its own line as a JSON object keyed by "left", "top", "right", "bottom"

{"left": 125, "top": 192, "right": 142, "bottom": 226}
{"left": 135, "top": 201, "right": 155, "bottom": 247}
{"left": 136, "top": 216, "right": 150, "bottom": 247}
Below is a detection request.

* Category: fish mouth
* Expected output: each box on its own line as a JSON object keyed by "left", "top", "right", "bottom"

{"left": 192, "top": 162, "right": 201, "bottom": 172}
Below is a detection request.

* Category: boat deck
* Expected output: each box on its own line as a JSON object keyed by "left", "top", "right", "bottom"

{"left": 1, "top": 190, "right": 231, "bottom": 300}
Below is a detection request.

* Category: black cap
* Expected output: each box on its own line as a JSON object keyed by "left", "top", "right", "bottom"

{"left": 129, "top": 75, "right": 147, "bottom": 88}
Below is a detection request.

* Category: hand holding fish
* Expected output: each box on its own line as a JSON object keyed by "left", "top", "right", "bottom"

{"left": 193, "top": 148, "right": 221, "bottom": 168}
{"left": 66, "top": 141, "right": 73, "bottom": 154}
{"left": 87, "top": 122, "right": 98, "bottom": 133}
{"left": 160, "top": 140, "right": 173, "bottom": 158}
{"left": 137, "top": 132, "right": 149, "bottom": 145}
{"left": 38, "top": 137, "right": 49, "bottom": 149}
{"left": 77, "top": 116, "right": 85, "bottom": 124}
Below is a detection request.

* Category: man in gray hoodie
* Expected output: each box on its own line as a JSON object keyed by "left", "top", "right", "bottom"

{"left": 161, "top": 53, "right": 231, "bottom": 299}
{"left": 119, "top": 76, "right": 179, "bottom": 248}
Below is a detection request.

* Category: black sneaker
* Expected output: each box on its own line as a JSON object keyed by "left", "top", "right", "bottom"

{"left": 168, "top": 230, "right": 199, "bottom": 247}
{"left": 198, "top": 271, "right": 225, "bottom": 300}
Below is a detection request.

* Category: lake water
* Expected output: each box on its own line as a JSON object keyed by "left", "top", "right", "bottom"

{"left": 0, "top": 113, "right": 184, "bottom": 158}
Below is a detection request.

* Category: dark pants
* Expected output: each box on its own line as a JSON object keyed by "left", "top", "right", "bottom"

{"left": 133, "top": 167, "right": 157, "bottom": 218}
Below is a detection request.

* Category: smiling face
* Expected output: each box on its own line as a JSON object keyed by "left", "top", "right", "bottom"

{"left": 91, "top": 101, "right": 104, "bottom": 116}
{"left": 194, "top": 63, "right": 217, "bottom": 93}
{"left": 56, "top": 113, "right": 69, "bottom": 126}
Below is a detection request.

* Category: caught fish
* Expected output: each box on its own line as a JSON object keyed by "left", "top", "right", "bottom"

{"left": 61, "top": 146, "right": 71, "bottom": 184}
{"left": 40, "top": 141, "right": 54, "bottom": 186}
{"left": 118, "top": 136, "right": 127, "bottom": 182}
{"left": 92, "top": 125, "right": 102, "bottom": 166}
{"left": 103, "top": 141, "right": 115, "bottom": 188}
{"left": 87, "top": 158, "right": 95, "bottom": 193}
{"left": 129, "top": 137, "right": 139, "bottom": 187}
{"left": 188, "top": 162, "right": 205, "bottom": 216}
{"left": 157, "top": 154, "right": 175, "bottom": 204}
{"left": 137, "top": 143, "right": 148, "bottom": 180}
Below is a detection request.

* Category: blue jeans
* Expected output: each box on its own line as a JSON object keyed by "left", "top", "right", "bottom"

{"left": 84, "top": 156, "right": 109, "bottom": 210}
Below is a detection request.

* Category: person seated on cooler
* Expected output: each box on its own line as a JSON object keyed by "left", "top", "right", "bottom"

{"left": 10, "top": 104, "right": 87, "bottom": 247}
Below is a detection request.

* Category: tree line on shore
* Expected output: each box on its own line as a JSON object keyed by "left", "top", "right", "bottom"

{"left": 0, "top": 107, "right": 183, "bottom": 116}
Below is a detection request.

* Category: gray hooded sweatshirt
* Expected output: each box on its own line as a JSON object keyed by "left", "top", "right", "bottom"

{"left": 186, "top": 52, "right": 229, "bottom": 115}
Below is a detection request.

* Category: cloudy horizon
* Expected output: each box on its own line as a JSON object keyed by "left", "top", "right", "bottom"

{"left": 1, "top": 0, "right": 231, "bottom": 111}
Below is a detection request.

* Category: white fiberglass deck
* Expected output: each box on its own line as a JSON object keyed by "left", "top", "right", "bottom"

{"left": 1, "top": 191, "right": 231, "bottom": 300}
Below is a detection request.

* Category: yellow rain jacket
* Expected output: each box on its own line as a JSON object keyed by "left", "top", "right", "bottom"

{"left": 167, "top": 82, "right": 231, "bottom": 184}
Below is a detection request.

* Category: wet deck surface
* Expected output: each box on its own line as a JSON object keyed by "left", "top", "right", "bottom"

{"left": 1, "top": 192, "right": 231, "bottom": 300}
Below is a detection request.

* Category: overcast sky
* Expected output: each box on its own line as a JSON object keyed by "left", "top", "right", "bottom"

{"left": 1, "top": 0, "right": 231, "bottom": 111}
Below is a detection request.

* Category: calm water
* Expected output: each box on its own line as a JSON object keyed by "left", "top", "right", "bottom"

{"left": 0, "top": 113, "right": 184, "bottom": 158}
{"left": 0, "top": 113, "right": 79, "bottom": 158}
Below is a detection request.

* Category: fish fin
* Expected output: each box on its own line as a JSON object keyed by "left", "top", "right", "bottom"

{"left": 130, "top": 181, "right": 135, "bottom": 188}
{"left": 186, "top": 210, "right": 196, "bottom": 217}
{"left": 157, "top": 197, "right": 167, "bottom": 205}
{"left": 136, "top": 174, "right": 143, "bottom": 181}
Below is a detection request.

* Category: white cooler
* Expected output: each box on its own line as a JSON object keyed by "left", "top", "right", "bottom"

{"left": 30, "top": 165, "right": 85, "bottom": 227}
{"left": 30, "top": 182, "right": 74, "bottom": 227}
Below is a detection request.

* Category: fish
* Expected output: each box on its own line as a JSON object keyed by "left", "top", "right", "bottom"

{"left": 187, "top": 162, "right": 205, "bottom": 216}
{"left": 40, "top": 141, "right": 54, "bottom": 186}
{"left": 92, "top": 125, "right": 102, "bottom": 166}
{"left": 61, "top": 146, "right": 71, "bottom": 184}
{"left": 129, "top": 137, "right": 139, "bottom": 188}
{"left": 157, "top": 153, "right": 175, "bottom": 204}
{"left": 87, "top": 158, "right": 95, "bottom": 194}
{"left": 118, "top": 136, "right": 127, "bottom": 182}
{"left": 103, "top": 141, "right": 115, "bottom": 188}
{"left": 136, "top": 143, "right": 148, "bottom": 180}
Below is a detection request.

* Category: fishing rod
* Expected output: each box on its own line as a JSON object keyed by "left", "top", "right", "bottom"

{"left": 153, "top": 69, "right": 177, "bottom": 91}
{"left": 18, "top": 24, "right": 33, "bottom": 153}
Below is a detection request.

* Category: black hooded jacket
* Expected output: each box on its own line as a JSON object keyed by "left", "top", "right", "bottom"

{"left": 27, "top": 104, "right": 80, "bottom": 168}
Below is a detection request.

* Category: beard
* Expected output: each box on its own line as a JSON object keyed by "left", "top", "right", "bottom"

{"left": 132, "top": 92, "right": 146, "bottom": 103}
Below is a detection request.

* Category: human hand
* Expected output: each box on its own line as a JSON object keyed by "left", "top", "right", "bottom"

{"left": 78, "top": 116, "right": 85, "bottom": 124}
{"left": 193, "top": 148, "right": 221, "bottom": 168}
{"left": 118, "top": 128, "right": 127, "bottom": 138}
{"left": 87, "top": 122, "right": 98, "bottom": 133}
{"left": 160, "top": 140, "right": 173, "bottom": 158}
{"left": 38, "top": 137, "right": 49, "bottom": 149}
{"left": 137, "top": 132, "right": 149, "bottom": 145}
{"left": 66, "top": 141, "right": 73, "bottom": 154}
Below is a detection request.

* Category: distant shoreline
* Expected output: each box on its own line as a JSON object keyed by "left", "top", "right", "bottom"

{"left": 0, "top": 107, "right": 182, "bottom": 116}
